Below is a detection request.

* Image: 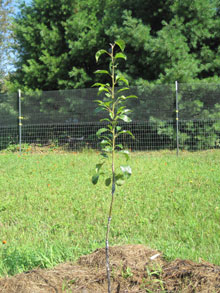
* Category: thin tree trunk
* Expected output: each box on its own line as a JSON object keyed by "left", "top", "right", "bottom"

{"left": 106, "top": 122, "right": 115, "bottom": 293}
{"left": 105, "top": 176, "right": 115, "bottom": 293}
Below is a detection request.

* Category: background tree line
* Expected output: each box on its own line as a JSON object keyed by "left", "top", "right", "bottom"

{"left": 1, "top": 0, "right": 220, "bottom": 151}
{"left": 2, "top": 0, "right": 220, "bottom": 91}
{"left": 0, "top": 0, "right": 13, "bottom": 88}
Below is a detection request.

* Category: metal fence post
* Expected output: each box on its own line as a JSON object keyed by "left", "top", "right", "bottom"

{"left": 18, "top": 89, "right": 22, "bottom": 153}
{"left": 175, "top": 81, "right": 179, "bottom": 156}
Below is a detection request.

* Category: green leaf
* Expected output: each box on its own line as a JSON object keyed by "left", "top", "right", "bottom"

{"left": 120, "top": 165, "right": 132, "bottom": 178}
{"left": 109, "top": 112, "right": 114, "bottom": 120}
{"left": 116, "top": 144, "right": 123, "bottom": 149}
{"left": 120, "top": 166, "right": 132, "bottom": 175}
{"left": 120, "top": 165, "right": 132, "bottom": 173}
{"left": 123, "top": 109, "right": 132, "bottom": 114}
{"left": 115, "top": 173, "right": 125, "bottom": 186}
{"left": 117, "top": 108, "right": 131, "bottom": 115}
{"left": 92, "top": 174, "right": 99, "bottom": 185}
{"left": 100, "top": 118, "right": 111, "bottom": 122}
{"left": 98, "top": 87, "right": 110, "bottom": 94}
{"left": 119, "top": 95, "right": 126, "bottom": 100}
{"left": 116, "top": 126, "right": 122, "bottom": 131}
{"left": 96, "top": 128, "right": 108, "bottom": 136}
{"left": 105, "top": 178, "right": 111, "bottom": 186}
{"left": 94, "top": 101, "right": 110, "bottom": 110}
{"left": 116, "top": 106, "right": 125, "bottom": 114}
{"left": 94, "top": 107, "right": 104, "bottom": 114}
{"left": 101, "top": 139, "right": 111, "bottom": 147}
{"left": 92, "top": 82, "right": 106, "bottom": 87}
{"left": 119, "top": 115, "right": 132, "bottom": 123}
{"left": 105, "top": 92, "right": 112, "bottom": 98}
{"left": 117, "top": 87, "right": 129, "bottom": 94}
{"left": 118, "top": 130, "right": 134, "bottom": 137}
{"left": 126, "top": 95, "right": 138, "bottom": 99}
{"left": 94, "top": 99, "right": 105, "bottom": 105}
{"left": 101, "top": 152, "right": 108, "bottom": 159}
{"left": 116, "top": 179, "right": 125, "bottom": 186}
{"left": 94, "top": 70, "right": 111, "bottom": 76}
{"left": 96, "top": 163, "right": 104, "bottom": 173}
{"left": 102, "top": 100, "right": 113, "bottom": 107}
{"left": 115, "top": 40, "right": 125, "bottom": 52}
{"left": 120, "top": 150, "right": 130, "bottom": 161}
{"left": 115, "top": 52, "right": 127, "bottom": 60}
{"left": 116, "top": 75, "right": 129, "bottom": 86}
{"left": 95, "top": 49, "right": 108, "bottom": 62}
{"left": 108, "top": 124, "right": 113, "bottom": 130}
{"left": 101, "top": 134, "right": 112, "bottom": 141}
{"left": 103, "top": 146, "right": 113, "bottom": 152}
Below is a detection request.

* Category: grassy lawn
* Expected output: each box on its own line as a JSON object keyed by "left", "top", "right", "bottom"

{"left": 0, "top": 149, "right": 219, "bottom": 277}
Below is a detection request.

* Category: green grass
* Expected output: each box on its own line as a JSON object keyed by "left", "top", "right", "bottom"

{"left": 0, "top": 149, "right": 220, "bottom": 277}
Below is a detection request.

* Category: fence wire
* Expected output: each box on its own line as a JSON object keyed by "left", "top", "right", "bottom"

{"left": 0, "top": 84, "right": 220, "bottom": 152}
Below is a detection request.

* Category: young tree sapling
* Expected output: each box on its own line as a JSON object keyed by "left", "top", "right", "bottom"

{"left": 92, "top": 40, "right": 137, "bottom": 293}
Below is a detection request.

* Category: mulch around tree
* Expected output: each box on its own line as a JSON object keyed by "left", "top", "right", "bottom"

{"left": 0, "top": 244, "right": 219, "bottom": 292}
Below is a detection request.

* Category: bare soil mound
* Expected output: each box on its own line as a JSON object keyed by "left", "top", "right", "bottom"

{"left": 0, "top": 244, "right": 219, "bottom": 292}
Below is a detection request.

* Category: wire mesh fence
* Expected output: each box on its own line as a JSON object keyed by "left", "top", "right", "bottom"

{"left": 0, "top": 83, "right": 220, "bottom": 152}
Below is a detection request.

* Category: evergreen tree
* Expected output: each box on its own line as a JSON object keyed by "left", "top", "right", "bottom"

{"left": 8, "top": 0, "right": 220, "bottom": 92}
{"left": 0, "top": 0, "right": 12, "bottom": 89}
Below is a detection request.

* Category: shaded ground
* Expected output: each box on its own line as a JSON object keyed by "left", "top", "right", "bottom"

{"left": 0, "top": 245, "right": 220, "bottom": 292}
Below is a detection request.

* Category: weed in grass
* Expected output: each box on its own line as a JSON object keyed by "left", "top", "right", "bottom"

{"left": 62, "top": 279, "right": 76, "bottom": 293}
{"left": 121, "top": 266, "right": 133, "bottom": 279}
{"left": 2, "top": 143, "right": 31, "bottom": 153}
{"left": 140, "top": 263, "right": 165, "bottom": 292}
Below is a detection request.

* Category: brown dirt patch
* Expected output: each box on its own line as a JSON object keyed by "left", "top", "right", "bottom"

{"left": 0, "top": 244, "right": 219, "bottom": 292}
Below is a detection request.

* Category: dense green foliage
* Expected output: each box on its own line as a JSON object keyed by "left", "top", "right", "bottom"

{"left": 1, "top": 0, "right": 220, "bottom": 152}
{"left": 92, "top": 40, "right": 135, "bottom": 186}
{"left": 0, "top": 0, "right": 12, "bottom": 87}
{"left": 7, "top": 0, "right": 220, "bottom": 91}
{"left": 0, "top": 150, "right": 219, "bottom": 277}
